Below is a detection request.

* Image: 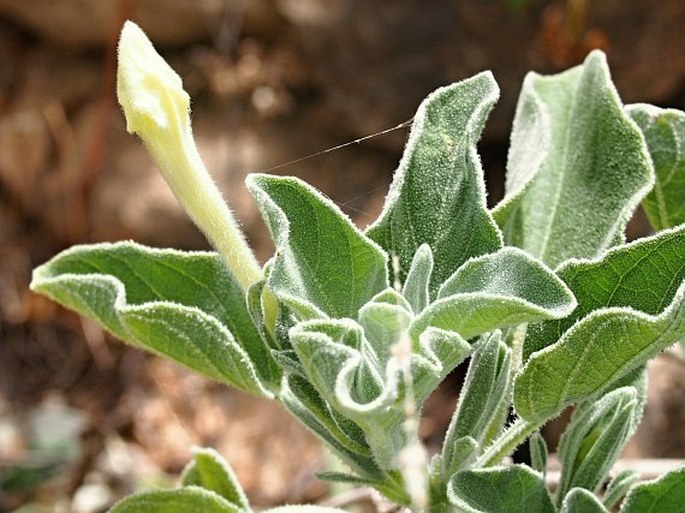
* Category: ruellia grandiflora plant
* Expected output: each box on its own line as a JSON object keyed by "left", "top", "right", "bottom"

{"left": 31, "top": 21, "right": 685, "bottom": 513}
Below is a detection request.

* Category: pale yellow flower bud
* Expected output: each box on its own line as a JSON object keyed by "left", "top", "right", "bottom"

{"left": 116, "top": 20, "right": 261, "bottom": 290}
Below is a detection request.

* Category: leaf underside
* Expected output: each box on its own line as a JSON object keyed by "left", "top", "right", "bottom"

{"left": 493, "top": 50, "right": 653, "bottom": 268}
{"left": 628, "top": 104, "right": 685, "bottom": 231}
{"left": 30, "top": 242, "right": 276, "bottom": 396}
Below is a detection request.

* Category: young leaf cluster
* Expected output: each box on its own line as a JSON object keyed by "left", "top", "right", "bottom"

{"left": 30, "top": 24, "right": 685, "bottom": 513}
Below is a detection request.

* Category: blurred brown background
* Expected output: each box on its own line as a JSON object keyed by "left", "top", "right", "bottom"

{"left": 1, "top": 1, "right": 684, "bottom": 511}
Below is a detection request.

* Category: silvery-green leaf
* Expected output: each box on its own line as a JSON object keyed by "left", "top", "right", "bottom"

{"left": 494, "top": 59, "right": 550, "bottom": 240}
{"left": 366, "top": 72, "right": 502, "bottom": 296}
{"left": 429, "top": 438, "right": 479, "bottom": 512}
{"left": 274, "top": 302, "right": 298, "bottom": 352}
{"left": 556, "top": 388, "right": 638, "bottom": 502}
{"left": 413, "top": 327, "right": 472, "bottom": 404}
{"left": 437, "top": 436, "right": 479, "bottom": 484}
{"left": 263, "top": 507, "right": 353, "bottom": 513}
{"left": 560, "top": 488, "right": 609, "bottom": 513}
{"left": 358, "top": 288, "right": 413, "bottom": 363}
{"left": 315, "top": 471, "right": 408, "bottom": 505}
{"left": 619, "top": 466, "right": 685, "bottom": 513}
{"left": 447, "top": 464, "right": 555, "bottom": 513}
{"left": 515, "top": 233, "right": 685, "bottom": 423}
{"left": 283, "top": 375, "right": 371, "bottom": 458}
{"left": 515, "top": 279, "right": 685, "bottom": 422}
{"left": 280, "top": 374, "right": 382, "bottom": 481}
{"left": 529, "top": 432, "right": 548, "bottom": 476}
{"left": 247, "top": 174, "right": 388, "bottom": 320}
{"left": 108, "top": 486, "right": 241, "bottom": 513}
{"left": 30, "top": 242, "right": 275, "bottom": 397}
{"left": 315, "top": 471, "right": 377, "bottom": 485}
{"left": 295, "top": 319, "right": 385, "bottom": 406}
{"left": 606, "top": 366, "right": 648, "bottom": 434}
{"left": 246, "top": 279, "right": 277, "bottom": 351}
{"left": 402, "top": 244, "right": 434, "bottom": 314}
{"left": 410, "top": 247, "right": 576, "bottom": 340}
{"left": 280, "top": 375, "right": 410, "bottom": 500}
{"left": 603, "top": 470, "right": 640, "bottom": 510}
{"left": 443, "top": 331, "right": 511, "bottom": 462}
{"left": 493, "top": 50, "right": 653, "bottom": 268}
{"left": 290, "top": 316, "right": 470, "bottom": 467}
{"left": 271, "top": 349, "right": 306, "bottom": 377}
{"left": 358, "top": 289, "right": 469, "bottom": 407}
{"left": 288, "top": 318, "right": 401, "bottom": 466}
{"left": 524, "top": 223, "right": 685, "bottom": 360}
{"left": 628, "top": 104, "right": 685, "bottom": 230}
{"left": 181, "top": 448, "right": 249, "bottom": 511}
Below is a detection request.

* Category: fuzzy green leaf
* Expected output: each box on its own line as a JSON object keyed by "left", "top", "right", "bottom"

{"left": 280, "top": 374, "right": 379, "bottom": 474}
{"left": 247, "top": 174, "right": 388, "bottom": 319}
{"left": 291, "top": 318, "right": 386, "bottom": 410}
{"left": 315, "top": 471, "right": 377, "bottom": 485}
{"left": 366, "top": 72, "right": 502, "bottom": 296}
{"left": 290, "top": 309, "right": 471, "bottom": 467}
{"left": 429, "top": 438, "right": 479, "bottom": 512}
{"left": 284, "top": 376, "right": 367, "bottom": 452}
{"left": 288, "top": 316, "right": 399, "bottom": 466}
{"left": 448, "top": 464, "right": 555, "bottom": 513}
{"left": 410, "top": 247, "right": 576, "bottom": 340}
{"left": 358, "top": 289, "right": 413, "bottom": 364}
{"left": 108, "top": 486, "right": 241, "bottom": 513}
{"left": 443, "top": 331, "right": 511, "bottom": 456}
{"left": 524, "top": 223, "right": 685, "bottom": 360}
{"left": 314, "top": 470, "right": 408, "bottom": 504}
{"left": 603, "top": 470, "right": 640, "bottom": 510}
{"left": 560, "top": 488, "right": 609, "bottom": 513}
{"left": 263, "top": 507, "right": 350, "bottom": 513}
{"left": 30, "top": 242, "right": 275, "bottom": 397}
{"left": 628, "top": 104, "right": 685, "bottom": 230}
{"left": 620, "top": 466, "right": 685, "bottom": 513}
{"left": 246, "top": 279, "right": 278, "bottom": 351}
{"left": 402, "top": 243, "right": 434, "bottom": 314}
{"left": 556, "top": 388, "right": 638, "bottom": 501}
{"left": 438, "top": 436, "right": 479, "bottom": 482}
{"left": 279, "top": 375, "right": 412, "bottom": 500}
{"left": 514, "top": 279, "right": 685, "bottom": 422}
{"left": 529, "top": 432, "right": 549, "bottom": 476}
{"left": 493, "top": 50, "right": 653, "bottom": 268}
{"left": 181, "top": 448, "right": 249, "bottom": 511}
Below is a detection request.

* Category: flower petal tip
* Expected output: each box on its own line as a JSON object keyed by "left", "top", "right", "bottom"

{"left": 116, "top": 20, "right": 189, "bottom": 136}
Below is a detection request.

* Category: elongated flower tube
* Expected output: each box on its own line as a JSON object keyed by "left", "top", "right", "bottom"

{"left": 116, "top": 21, "right": 261, "bottom": 290}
